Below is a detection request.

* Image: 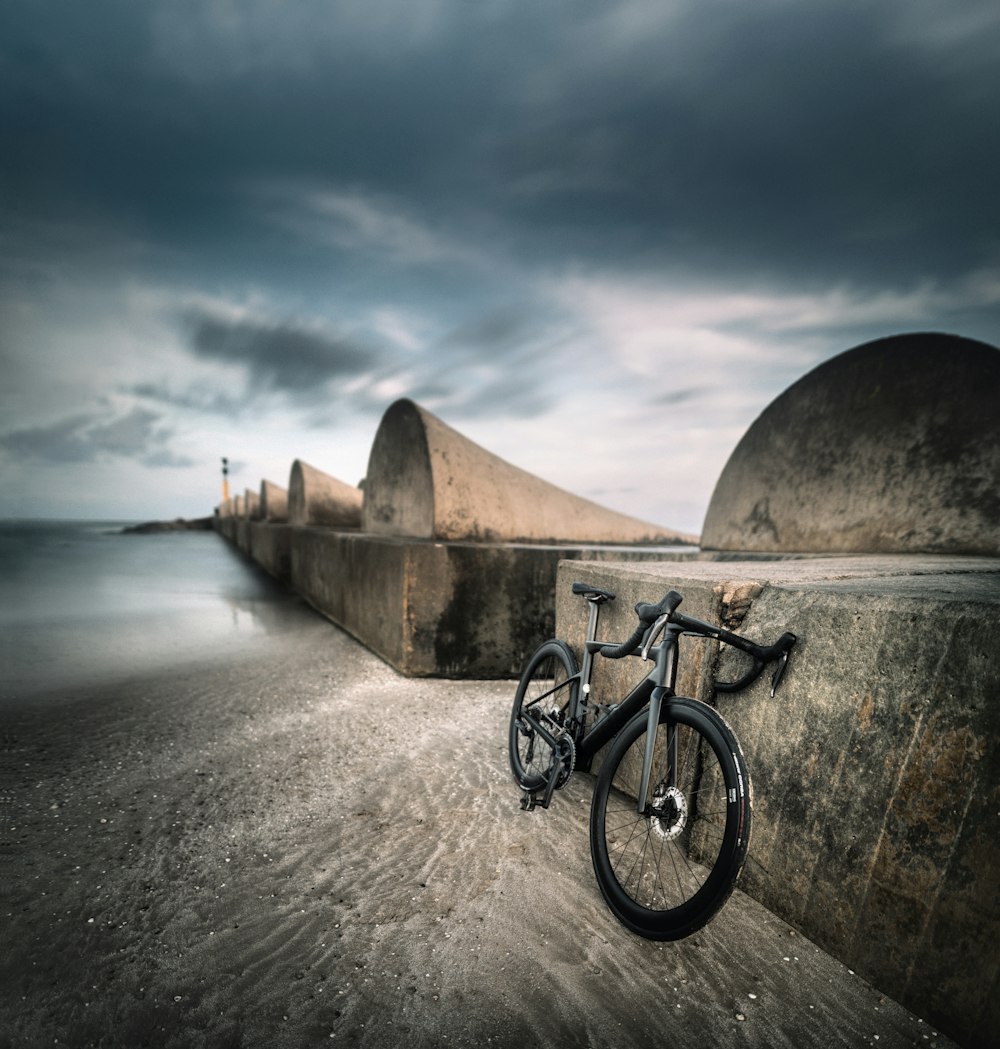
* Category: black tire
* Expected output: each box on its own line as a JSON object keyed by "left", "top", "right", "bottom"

{"left": 508, "top": 639, "right": 579, "bottom": 791}
{"left": 589, "top": 697, "right": 751, "bottom": 940}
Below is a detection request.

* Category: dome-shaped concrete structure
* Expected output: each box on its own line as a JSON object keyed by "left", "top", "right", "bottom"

{"left": 243, "top": 488, "right": 261, "bottom": 520}
{"left": 701, "top": 332, "right": 1000, "bottom": 555}
{"left": 259, "top": 479, "right": 288, "bottom": 523}
{"left": 288, "top": 460, "right": 363, "bottom": 528}
{"left": 362, "top": 398, "right": 694, "bottom": 544}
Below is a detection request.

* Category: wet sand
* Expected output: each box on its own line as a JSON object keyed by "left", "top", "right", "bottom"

{"left": 2, "top": 610, "right": 956, "bottom": 1048}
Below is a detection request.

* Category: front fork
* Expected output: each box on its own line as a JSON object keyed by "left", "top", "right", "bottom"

{"left": 636, "top": 686, "right": 674, "bottom": 814}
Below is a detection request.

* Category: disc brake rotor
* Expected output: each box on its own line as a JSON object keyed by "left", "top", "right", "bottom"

{"left": 650, "top": 784, "right": 688, "bottom": 840}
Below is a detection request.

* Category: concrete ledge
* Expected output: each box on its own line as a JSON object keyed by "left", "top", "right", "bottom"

{"left": 555, "top": 555, "right": 1000, "bottom": 1049}
{"left": 287, "top": 528, "right": 694, "bottom": 677}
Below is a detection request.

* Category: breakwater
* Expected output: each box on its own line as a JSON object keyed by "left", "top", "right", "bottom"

{"left": 211, "top": 333, "right": 1000, "bottom": 1046}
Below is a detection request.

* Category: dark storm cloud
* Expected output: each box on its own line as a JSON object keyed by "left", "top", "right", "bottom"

{"left": 482, "top": 2, "right": 1000, "bottom": 285}
{"left": 184, "top": 312, "right": 378, "bottom": 394}
{"left": 0, "top": 408, "right": 194, "bottom": 467}
{"left": 3, "top": 0, "right": 998, "bottom": 297}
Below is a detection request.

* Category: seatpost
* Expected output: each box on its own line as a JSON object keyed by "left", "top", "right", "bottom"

{"left": 585, "top": 598, "right": 602, "bottom": 645}
{"left": 579, "top": 598, "right": 603, "bottom": 701}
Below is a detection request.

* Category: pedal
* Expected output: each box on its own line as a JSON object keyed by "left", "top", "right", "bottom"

{"left": 520, "top": 791, "right": 537, "bottom": 811}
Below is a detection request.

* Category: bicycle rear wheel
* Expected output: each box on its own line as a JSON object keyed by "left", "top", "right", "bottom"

{"left": 589, "top": 697, "right": 751, "bottom": 940}
{"left": 508, "top": 639, "right": 579, "bottom": 792}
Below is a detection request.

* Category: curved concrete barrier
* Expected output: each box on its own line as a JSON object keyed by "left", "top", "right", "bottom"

{"left": 288, "top": 459, "right": 363, "bottom": 528}
{"left": 701, "top": 332, "right": 1000, "bottom": 554}
{"left": 362, "top": 398, "right": 695, "bottom": 544}
{"left": 243, "top": 488, "right": 261, "bottom": 521}
{"left": 260, "top": 479, "right": 288, "bottom": 523}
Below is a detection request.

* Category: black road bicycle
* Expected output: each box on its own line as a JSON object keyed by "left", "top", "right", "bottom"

{"left": 508, "top": 582, "right": 797, "bottom": 941}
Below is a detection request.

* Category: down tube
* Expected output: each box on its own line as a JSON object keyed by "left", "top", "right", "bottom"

{"left": 578, "top": 676, "right": 656, "bottom": 765}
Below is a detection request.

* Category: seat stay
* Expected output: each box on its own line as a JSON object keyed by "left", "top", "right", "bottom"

{"left": 522, "top": 673, "right": 579, "bottom": 713}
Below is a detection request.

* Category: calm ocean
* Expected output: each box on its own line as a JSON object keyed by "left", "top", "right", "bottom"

{"left": 0, "top": 519, "right": 309, "bottom": 704}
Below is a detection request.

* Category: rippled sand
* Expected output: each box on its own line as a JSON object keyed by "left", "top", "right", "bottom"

{"left": 2, "top": 613, "right": 953, "bottom": 1048}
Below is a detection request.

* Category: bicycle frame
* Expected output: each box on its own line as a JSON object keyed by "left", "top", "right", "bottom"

{"left": 518, "top": 589, "right": 793, "bottom": 813}
{"left": 513, "top": 582, "right": 796, "bottom": 938}
{"left": 520, "top": 598, "right": 685, "bottom": 814}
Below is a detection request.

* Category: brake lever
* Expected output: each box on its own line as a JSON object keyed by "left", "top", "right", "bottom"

{"left": 770, "top": 651, "right": 790, "bottom": 698}
{"left": 641, "top": 614, "right": 671, "bottom": 661}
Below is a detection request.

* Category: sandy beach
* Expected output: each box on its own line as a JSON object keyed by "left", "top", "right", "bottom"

{"left": 3, "top": 604, "right": 955, "bottom": 1048}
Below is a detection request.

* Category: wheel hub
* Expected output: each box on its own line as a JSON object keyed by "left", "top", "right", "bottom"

{"left": 650, "top": 784, "right": 688, "bottom": 840}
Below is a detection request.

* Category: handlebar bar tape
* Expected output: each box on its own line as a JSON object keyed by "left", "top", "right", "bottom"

{"left": 714, "top": 631, "right": 798, "bottom": 693}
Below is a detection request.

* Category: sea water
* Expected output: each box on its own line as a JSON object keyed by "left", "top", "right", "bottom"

{"left": 0, "top": 519, "right": 310, "bottom": 703}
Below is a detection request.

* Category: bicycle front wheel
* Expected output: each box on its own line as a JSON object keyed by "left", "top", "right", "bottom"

{"left": 508, "top": 639, "right": 579, "bottom": 792}
{"left": 589, "top": 697, "right": 751, "bottom": 940}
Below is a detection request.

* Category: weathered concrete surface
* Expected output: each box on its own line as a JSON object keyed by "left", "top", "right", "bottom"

{"left": 244, "top": 488, "right": 261, "bottom": 521}
{"left": 288, "top": 459, "right": 363, "bottom": 528}
{"left": 556, "top": 555, "right": 1000, "bottom": 1049}
{"left": 701, "top": 333, "right": 1000, "bottom": 555}
{"left": 288, "top": 529, "right": 694, "bottom": 677}
{"left": 248, "top": 521, "right": 292, "bottom": 583}
{"left": 363, "top": 398, "right": 696, "bottom": 545}
{"left": 235, "top": 518, "right": 250, "bottom": 555}
{"left": 260, "top": 479, "right": 289, "bottom": 522}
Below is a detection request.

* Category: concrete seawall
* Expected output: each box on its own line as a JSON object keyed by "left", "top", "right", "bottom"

{"left": 216, "top": 512, "right": 694, "bottom": 677}
{"left": 555, "top": 555, "right": 1000, "bottom": 1048}
{"left": 214, "top": 399, "right": 696, "bottom": 676}
{"left": 214, "top": 514, "right": 1000, "bottom": 1045}
{"left": 207, "top": 337, "right": 999, "bottom": 1047}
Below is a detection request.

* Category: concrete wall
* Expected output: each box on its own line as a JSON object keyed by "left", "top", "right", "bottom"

{"left": 248, "top": 521, "right": 292, "bottom": 583}
{"left": 288, "top": 528, "right": 694, "bottom": 677}
{"left": 555, "top": 556, "right": 1000, "bottom": 1049}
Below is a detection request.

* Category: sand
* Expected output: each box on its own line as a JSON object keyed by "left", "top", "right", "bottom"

{"left": 2, "top": 612, "right": 956, "bottom": 1048}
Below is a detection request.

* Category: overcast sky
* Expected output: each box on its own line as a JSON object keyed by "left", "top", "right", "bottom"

{"left": 2, "top": 0, "right": 998, "bottom": 533}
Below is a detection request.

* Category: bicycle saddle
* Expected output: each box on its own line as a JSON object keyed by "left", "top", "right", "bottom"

{"left": 571, "top": 582, "right": 616, "bottom": 603}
